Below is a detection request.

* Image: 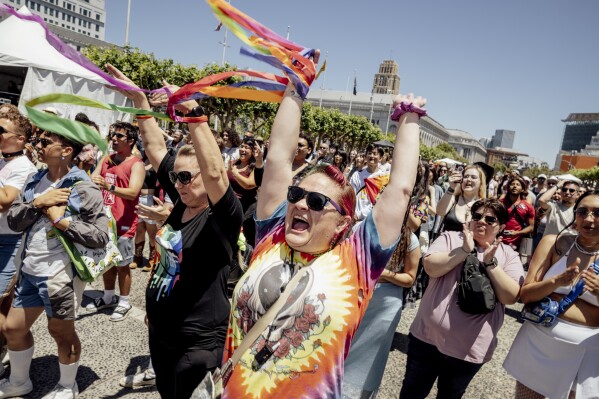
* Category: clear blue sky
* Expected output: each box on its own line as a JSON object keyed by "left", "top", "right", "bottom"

{"left": 104, "top": 0, "right": 599, "bottom": 166}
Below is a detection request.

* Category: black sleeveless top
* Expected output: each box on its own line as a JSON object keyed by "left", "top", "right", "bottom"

{"left": 442, "top": 197, "right": 464, "bottom": 232}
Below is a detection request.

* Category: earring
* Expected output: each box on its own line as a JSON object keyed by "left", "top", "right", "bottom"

{"left": 61, "top": 156, "right": 65, "bottom": 160}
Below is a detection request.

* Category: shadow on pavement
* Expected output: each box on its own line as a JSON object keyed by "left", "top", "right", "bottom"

{"left": 28, "top": 355, "right": 99, "bottom": 397}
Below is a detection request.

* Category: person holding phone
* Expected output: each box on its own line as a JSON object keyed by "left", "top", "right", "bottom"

{"left": 435, "top": 164, "right": 487, "bottom": 233}
{"left": 538, "top": 179, "right": 580, "bottom": 237}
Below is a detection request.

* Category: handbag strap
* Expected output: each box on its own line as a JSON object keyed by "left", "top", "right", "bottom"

{"left": 229, "top": 266, "right": 308, "bottom": 367}
{"left": 556, "top": 259, "right": 599, "bottom": 314}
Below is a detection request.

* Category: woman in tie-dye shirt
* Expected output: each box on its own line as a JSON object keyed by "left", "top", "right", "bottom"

{"left": 222, "top": 83, "right": 426, "bottom": 399}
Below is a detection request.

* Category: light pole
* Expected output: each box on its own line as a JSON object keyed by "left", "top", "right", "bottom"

{"left": 318, "top": 51, "right": 329, "bottom": 109}
{"left": 385, "top": 90, "right": 392, "bottom": 133}
{"left": 124, "top": 0, "right": 132, "bottom": 46}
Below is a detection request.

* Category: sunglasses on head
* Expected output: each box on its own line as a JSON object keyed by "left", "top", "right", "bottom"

{"left": 168, "top": 170, "right": 200, "bottom": 185}
{"left": 575, "top": 207, "right": 599, "bottom": 219}
{"left": 471, "top": 212, "right": 498, "bottom": 225}
{"left": 287, "top": 186, "right": 346, "bottom": 215}
{"left": 561, "top": 188, "right": 577, "bottom": 194}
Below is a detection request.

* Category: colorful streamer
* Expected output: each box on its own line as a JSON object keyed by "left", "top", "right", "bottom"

{"left": 0, "top": 4, "right": 156, "bottom": 94}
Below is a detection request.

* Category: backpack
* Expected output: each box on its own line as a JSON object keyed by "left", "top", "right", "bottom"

{"left": 456, "top": 250, "right": 497, "bottom": 314}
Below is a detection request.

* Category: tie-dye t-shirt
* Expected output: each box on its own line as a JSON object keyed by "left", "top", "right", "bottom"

{"left": 223, "top": 203, "right": 399, "bottom": 399}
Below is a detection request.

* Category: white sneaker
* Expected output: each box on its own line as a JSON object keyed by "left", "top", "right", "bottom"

{"left": 0, "top": 378, "right": 33, "bottom": 398}
{"left": 119, "top": 368, "right": 156, "bottom": 388}
{"left": 85, "top": 295, "right": 118, "bottom": 311}
{"left": 42, "top": 382, "right": 79, "bottom": 398}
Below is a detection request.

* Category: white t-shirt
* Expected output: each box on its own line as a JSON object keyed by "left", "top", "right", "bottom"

{"left": 221, "top": 147, "right": 239, "bottom": 166}
{"left": 543, "top": 200, "right": 575, "bottom": 237}
{"left": 22, "top": 175, "right": 71, "bottom": 277}
{"left": 0, "top": 156, "right": 37, "bottom": 235}
{"left": 350, "top": 168, "right": 387, "bottom": 221}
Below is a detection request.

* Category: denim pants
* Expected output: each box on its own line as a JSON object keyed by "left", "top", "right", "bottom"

{"left": 399, "top": 334, "right": 483, "bottom": 399}
{"left": 0, "top": 234, "right": 20, "bottom": 296}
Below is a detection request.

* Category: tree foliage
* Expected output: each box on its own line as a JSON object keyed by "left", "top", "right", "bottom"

{"left": 82, "top": 45, "right": 384, "bottom": 145}
{"left": 419, "top": 143, "right": 467, "bottom": 163}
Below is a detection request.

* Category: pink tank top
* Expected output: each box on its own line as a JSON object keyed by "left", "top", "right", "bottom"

{"left": 542, "top": 242, "right": 599, "bottom": 307}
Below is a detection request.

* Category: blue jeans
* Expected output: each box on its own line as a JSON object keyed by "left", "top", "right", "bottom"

{"left": 399, "top": 334, "right": 483, "bottom": 399}
{"left": 0, "top": 234, "right": 20, "bottom": 296}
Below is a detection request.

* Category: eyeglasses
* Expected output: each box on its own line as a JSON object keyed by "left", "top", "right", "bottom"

{"left": 168, "top": 170, "right": 201, "bottom": 185}
{"left": 32, "top": 137, "right": 66, "bottom": 148}
{"left": 109, "top": 132, "right": 127, "bottom": 140}
{"left": 287, "top": 186, "right": 346, "bottom": 215}
{"left": 463, "top": 174, "right": 479, "bottom": 180}
{"left": 561, "top": 188, "right": 577, "bottom": 194}
{"left": 547, "top": 181, "right": 557, "bottom": 186}
{"left": 575, "top": 207, "right": 599, "bottom": 219}
{"left": 471, "top": 212, "right": 498, "bottom": 225}
{"left": 440, "top": 168, "right": 448, "bottom": 172}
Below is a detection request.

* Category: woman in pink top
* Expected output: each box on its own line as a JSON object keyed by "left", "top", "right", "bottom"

{"left": 400, "top": 198, "right": 524, "bottom": 399}
{"left": 504, "top": 190, "right": 599, "bottom": 399}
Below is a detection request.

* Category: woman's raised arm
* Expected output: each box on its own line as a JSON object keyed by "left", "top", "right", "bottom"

{"left": 256, "top": 84, "right": 303, "bottom": 220}
{"left": 373, "top": 94, "right": 424, "bottom": 247}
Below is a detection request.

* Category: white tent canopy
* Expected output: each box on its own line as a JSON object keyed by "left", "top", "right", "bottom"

{"left": 0, "top": 6, "right": 130, "bottom": 135}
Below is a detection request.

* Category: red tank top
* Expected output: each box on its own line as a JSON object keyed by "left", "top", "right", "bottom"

{"left": 100, "top": 154, "right": 143, "bottom": 238}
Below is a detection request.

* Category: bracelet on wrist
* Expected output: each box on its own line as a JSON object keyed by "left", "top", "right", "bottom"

{"left": 446, "top": 187, "right": 455, "bottom": 194}
{"left": 52, "top": 216, "right": 65, "bottom": 226}
{"left": 390, "top": 102, "right": 427, "bottom": 121}
{"left": 183, "top": 115, "right": 208, "bottom": 124}
{"left": 135, "top": 114, "right": 153, "bottom": 120}
{"left": 459, "top": 247, "right": 470, "bottom": 255}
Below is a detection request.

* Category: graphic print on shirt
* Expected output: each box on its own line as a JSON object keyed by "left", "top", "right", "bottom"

{"left": 102, "top": 172, "right": 116, "bottom": 205}
{"left": 228, "top": 242, "right": 354, "bottom": 398}
{"left": 148, "top": 224, "right": 183, "bottom": 300}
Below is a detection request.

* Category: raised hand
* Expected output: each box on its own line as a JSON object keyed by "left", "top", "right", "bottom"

{"left": 482, "top": 236, "right": 502, "bottom": 263}
{"left": 104, "top": 63, "right": 145, "bottom": 103}
{"left": 91, "top": 175, "right": 108, "bottom": 190}
{"left": 33, "top": 188, "right": 71, "bottom": 209}
{"left": 448, "top": 170, "right": 463, "bottom": 189}
{"left": 148, "top": 79, "right": 179, "bottom": 107}
{"left": 462, "top": 222, "right": 475, "bottom": 253}
{"left": 253, "top": 143, "right": 264, "bottom": 167}
{"left": 392, "top": 92, "right": 426, "bottom": 109}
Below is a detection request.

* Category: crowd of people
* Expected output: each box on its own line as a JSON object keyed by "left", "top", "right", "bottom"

{"left": 0, "top": 62, "right": 596, "bottom": 399}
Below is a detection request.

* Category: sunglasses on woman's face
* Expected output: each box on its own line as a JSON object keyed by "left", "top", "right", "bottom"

{"left": 287, "top": 186, "right": 346, "bottom": 215}
{"left": 169, "top": 170, "right": 200, "bottom": 185}
{"left": 471, "top": 212, "right": 498, "bottom": 225}
{"left": 32, "top": 137, "right": 66, "bottom": 148}
{"left": 109, "top": 132, "right": 127, "bottom": 140}
{"left": 575, "top": 207, "right": 599, "bottom": 219}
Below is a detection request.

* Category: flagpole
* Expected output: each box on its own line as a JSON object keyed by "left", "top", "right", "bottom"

{"left": 215, "top": 0, "right": 231, "bottom": 131}
{"left": 369, "top": 94, "right": 374, "bottom": 123}
{"left": 286, "top": 26, "right": 291, "bottom": 40}
{"left": 319, "top": 51, "right": 328, "bottom": 109}
{"left": 124, "top": 0, "right": 132, "bottom": 46}
{"left": 348, "top": 70, "right": 356, "bottom": 116}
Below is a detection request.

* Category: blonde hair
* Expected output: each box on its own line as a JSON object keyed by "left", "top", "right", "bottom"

{"left": 462, "top": 165, "right": 487, "bottom": 199}
{"left": 177, "top": 144, "right": 196, "bottom": 158}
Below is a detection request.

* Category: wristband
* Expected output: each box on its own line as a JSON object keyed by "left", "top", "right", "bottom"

{"left": 135, "top": 115, "right": 153, "bottom": 120}
{"left": 459, "top": 247, "right": 470, "bottom": 255}
{"left": 109, "top": 184, "right": 116, "bottom": 192}
{"left": 446, "top": 187, "right": 455, "bottom": 194}
{"left": 184, "top": 115, "right": 208, "bottom": 124}
{"left": 52, "top": 216, "right": 65, "bottom": 226}
{"left": 390, "top": 102, "right": 427, "bottom": 121}
{"left": 184, "top": 106, "right": 205, "bottom": 118}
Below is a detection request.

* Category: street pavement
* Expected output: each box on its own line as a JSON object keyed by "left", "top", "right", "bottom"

{"left": 7, "top": 266, "right": 525, "bottom": 398}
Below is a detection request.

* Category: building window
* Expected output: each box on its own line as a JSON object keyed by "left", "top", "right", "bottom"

{"left": 95, "top": 24, "right": 99, "bottom": 31}
{"left": 95, "top": 34, "right": 98, "bottom": 38}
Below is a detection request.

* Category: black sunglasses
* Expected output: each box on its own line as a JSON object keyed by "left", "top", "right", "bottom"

{"left": 575, "top": 207, "right": 599, "bottom": 219}
{"left": 32, "top": 137, "right": 66, "bottom": 148}
{"left": 561, "top": 188, "right": 577, "bottom": 194}
{"left": 169, "top": 170, "right": 200, "bottom": 185}
{"left": 0, "top": 126, "right": 18, "bottom": 135}
{"left": 547, "top": 181, "right": 556, "bottom": 186}
{"left": 109, "top": 132, "right": 127, "bottom": 140}
{"left": 471, "top": 212, "right": 498, "bottom": 225}
{"left": 287, "top": 186, "right": 346, "bottom": 215}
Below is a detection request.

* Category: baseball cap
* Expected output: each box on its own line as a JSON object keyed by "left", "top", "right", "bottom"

{"left": 538, "top": 174, "right": 547, "bottom": 179}
{"left": 548, "top": 175, "right": 558, "bottom": 181}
